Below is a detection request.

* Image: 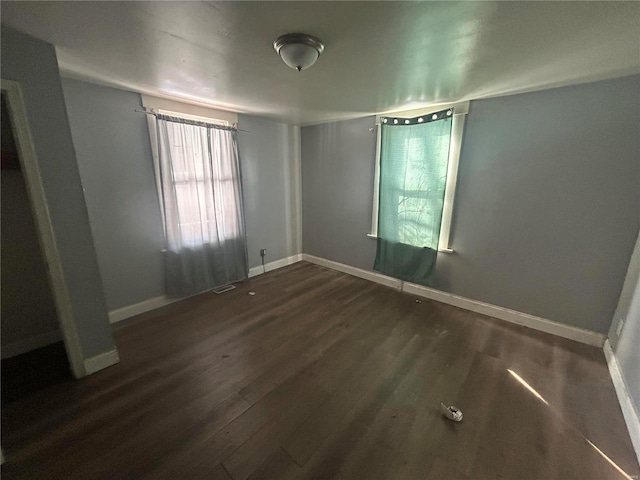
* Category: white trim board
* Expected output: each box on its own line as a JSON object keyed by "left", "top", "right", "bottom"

{"left": 84, "top": 348, "right": 120, "bottom": 375}
{"left": 604, "top": 340, "right": 640, "bottom": 466}
{"left": 108, "top": 295, "right": 177, "bottom": 324}
{"left": 402, "top": 282, "right": 605, "bottom": 347}
{"left": 108, "top": 252, "right": 605, "bottom": 347}
{"left": 140, "top": 94, "right": 238, "bottom": 125}
{"left": 302, "top": 254, "right": 402, "bottom": 290}
{"left": 1, "top": 330, "right": 62, "bottom": 359}
{"left": 301, "top": 254, "right": 605, "bottom": 348}
{"left": 1, "top": 79, "right": 87, "bottom": 378}
{"left": 109, "top": 254, "right": 303, "bottom": 324}
{"left": 248, "top": 254, "right": 302, "bottom": 278}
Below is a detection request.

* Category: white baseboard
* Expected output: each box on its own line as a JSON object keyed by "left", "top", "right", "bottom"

{"left": 249, "top": 254, "right": 303, "bottom": 278}
{"left": 301, "top": 254, "right": 605, "bottom": 348}
{"left": 109, "top": 255, "right": 303, "bottom": 324}
{"left": 1, "top": 330, "right": 62, "bottom": 359}
{"left": 604, "top": 340, "right": 640, "bottom": 466}
{"left": 108, "top": 295, "right": 176, "bottom": 324}
{"left": 107, "top": 252, "right": 605, "bottom": 348}
{"left": 403, "top": 282, "right": 606, "bottom": 347}
{"left": 84, "top": 348, "right": 120, "bottom": 375}
{"left": 302, "top": 254, "right": 403, "bottom": 289}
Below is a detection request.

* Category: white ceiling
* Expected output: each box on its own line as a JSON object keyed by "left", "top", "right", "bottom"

{"left": 2, "top": 1, "right": 639, "bottom": 125}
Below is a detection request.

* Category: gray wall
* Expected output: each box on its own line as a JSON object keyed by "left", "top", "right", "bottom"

{"left": 59, "top": 80, "right": 301, "bottom": 309}
{"left": 302, "top": 74, "right": 640, "bottom": 333}
{"left": 1, "top": 27, "right": 115, "bottom": 358}
{"left": 1, "top": 95, "right": 60, "bottom": 352}
{"left": 61, "top": 78, "right": 165, "bottom": 311}
{"left": 238, "top": 114, "right": 301, "bottom": 269}
{"left": 609, "top": 230, "right": 640, "bottom": 417}
{"left": 302, "top": 116, "right": 378, "bottom": 269}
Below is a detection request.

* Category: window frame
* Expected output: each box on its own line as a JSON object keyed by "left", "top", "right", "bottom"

{"left": 155, "top": 108, "right": 231, "bottom": 127}
{"left": 141, "top": 96, "right": 238, "bottom": 246}
{"left": 369, "top": 101, "right": 469, "bottom": 253}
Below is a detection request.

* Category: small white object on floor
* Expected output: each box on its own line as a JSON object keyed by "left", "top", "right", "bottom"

{"left": 248, "top": 291, "right": 256, "bottom": 296}
{"left": 441, "top": 402, "right": 463, "bottom": 422}
{"left": 415, "top": 299, "right": 422, "bottom": 303}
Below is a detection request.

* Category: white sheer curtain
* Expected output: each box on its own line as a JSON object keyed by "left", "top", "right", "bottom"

{"left": 156, "top": 115, "right": 248, "bottom": 296}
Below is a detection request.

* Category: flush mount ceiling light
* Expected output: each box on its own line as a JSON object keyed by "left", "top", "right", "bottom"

{"left": 273, "top": 33, "right": 324, "bottom": 72}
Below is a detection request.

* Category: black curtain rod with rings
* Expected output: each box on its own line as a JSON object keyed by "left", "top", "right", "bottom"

{"left": 135, "top": 109, "right": 249, "bottom": 132}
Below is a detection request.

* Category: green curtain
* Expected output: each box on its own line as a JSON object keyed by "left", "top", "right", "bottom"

{"left": 374, "top": 109, "right": 453, "bottom": 285}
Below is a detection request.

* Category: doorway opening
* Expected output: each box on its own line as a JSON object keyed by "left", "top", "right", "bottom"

{"left": 1, "top": 79, "right": 87, "bottom": 403}
{"left": 1, "top": 92, "right": 72, "bottom": 403}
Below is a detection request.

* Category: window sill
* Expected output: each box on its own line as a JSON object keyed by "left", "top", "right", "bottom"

{"left": 366, "top": 234, "right": 454, "bottom": 254}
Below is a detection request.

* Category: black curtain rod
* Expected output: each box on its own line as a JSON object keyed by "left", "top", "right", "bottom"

{"left": 134, "top": 109, "right": 249, "bottom": 132}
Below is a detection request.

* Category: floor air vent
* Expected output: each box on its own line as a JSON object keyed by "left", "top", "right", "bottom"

{"left": 213, "top": 284, "right": 236, "bottom": 294}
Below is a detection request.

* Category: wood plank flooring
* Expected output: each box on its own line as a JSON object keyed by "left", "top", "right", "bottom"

{"left": 2, "top": 261, "right": 638, "bottom": 479}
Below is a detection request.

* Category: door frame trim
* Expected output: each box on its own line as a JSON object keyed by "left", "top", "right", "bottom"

{"left": 1, "top": 79, "right": 86, "bottom": 378}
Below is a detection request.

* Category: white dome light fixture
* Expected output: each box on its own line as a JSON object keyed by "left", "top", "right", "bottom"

{"left": 273, "top": 33, "right": 324, "bottom": 72}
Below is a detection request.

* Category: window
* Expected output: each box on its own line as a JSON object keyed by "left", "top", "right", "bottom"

{"left": 141, "top": 96, "right": 248, "bottom": 295}
{"left": 141, "top": 97, "right": 240, "bottom": 247}
{"left": 158, "top": 118, "right": 241, "bottom": 247}
{"left": 369, "top": 101, "right": 469, "bottom": 252}
{"left": 156, "top": 108, "right": 230, "bottom": 127}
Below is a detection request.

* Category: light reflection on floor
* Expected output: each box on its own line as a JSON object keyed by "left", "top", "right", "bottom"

{"left": 507, "top": 368, "right": 633, "bottom": 479}
{"left": 507, "top": 369, "right": 548, "bottom": 405}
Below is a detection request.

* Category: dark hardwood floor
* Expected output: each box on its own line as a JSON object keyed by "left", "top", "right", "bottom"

{"left": 1, "top": 261, "right": 638, "bottom": 479}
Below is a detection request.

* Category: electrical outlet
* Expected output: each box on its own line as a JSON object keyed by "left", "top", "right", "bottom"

{"left": 260, "top": 248, "right": 267, "bottom": 257}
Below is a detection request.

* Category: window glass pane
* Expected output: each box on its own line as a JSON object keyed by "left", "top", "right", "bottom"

{"left": 378, "top": 117, "right": 452, "bottom": 249}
